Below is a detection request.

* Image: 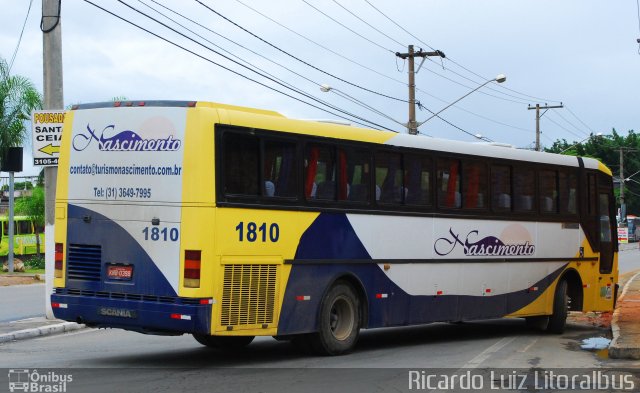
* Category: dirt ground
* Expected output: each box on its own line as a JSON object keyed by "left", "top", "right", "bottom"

{"left": 0, "top": 275, "right": 43, "bottom": 286}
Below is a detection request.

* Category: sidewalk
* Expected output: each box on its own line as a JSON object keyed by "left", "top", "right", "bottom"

{"left": 609, "top": 270, "right": 640, "bottom": 359}
{"left": 0, "top": 274, "right": 86, "bottom": 343}
{"left": 0, "top": 317, "right": 85, "bottom": 343}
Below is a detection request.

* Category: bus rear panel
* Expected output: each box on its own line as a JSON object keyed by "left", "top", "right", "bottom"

{"left": 52, "top": 101, "right": 213, "bottom": 335}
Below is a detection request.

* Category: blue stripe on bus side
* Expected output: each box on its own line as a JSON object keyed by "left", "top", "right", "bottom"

{"left": 294, "top": 212, "right": 370, "bottom": 260}
{"left": 278, "top": 211, "right": 567, "bottom": 335}
{"left": 277, "top": 262, "right": 567, "bottom": 335}
{"left": 66, "top": 204, "right": 177, "bottom": 296}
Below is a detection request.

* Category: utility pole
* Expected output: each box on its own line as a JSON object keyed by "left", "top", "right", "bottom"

{"left": 396, "top": 45, "right": 445, "bottom": 135}
{"left": 620, "top": 147, "right": 625, "bottom": 220}
{"left": 528, "top": 103, "right": 563, "bottom": 151}
{"left": 42, "top": 0, "right": 63, "bottom": 319}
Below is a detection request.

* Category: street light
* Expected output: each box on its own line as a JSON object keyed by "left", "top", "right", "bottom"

{"left": 319, "top": 84, "right": 408, "bottom": 129}
{"left": 559, "top": 132, "right": 603, "bottom": 153}
{"left": 417, "top": 74, "right": 506, "bottom": 127}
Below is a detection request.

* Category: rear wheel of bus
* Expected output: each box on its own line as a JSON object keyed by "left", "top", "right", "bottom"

{"left": 309, "top": 281, "right": 361, "bottom": 355}
{"left": 545, "top": 279, "right": 569, "bottom": 333}
{"left": 525, "top": 279, "right": 568, "bottom": 333}
{"left": 193, "top": 334, "right": 255, "bottom": 349}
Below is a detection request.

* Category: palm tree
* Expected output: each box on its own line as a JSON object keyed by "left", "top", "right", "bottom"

{"left": 0, "top": 56, "right": 42, "bottom": 161}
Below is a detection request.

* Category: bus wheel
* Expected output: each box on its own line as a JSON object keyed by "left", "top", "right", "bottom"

{"left": 546, "top": 279, "right": 569, "bottom": 334}
{"left": 310, "top": 281, "right": 361, "bottom": 355}
{"left": 193, "top": 334, "right": 254, "bottom": 349}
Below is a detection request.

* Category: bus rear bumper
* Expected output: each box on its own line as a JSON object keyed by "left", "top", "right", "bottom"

{"left": 51, "top": 293, "right": 212, "bottom": 335}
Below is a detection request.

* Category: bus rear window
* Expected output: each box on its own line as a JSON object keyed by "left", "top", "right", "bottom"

{"left": 223, "top": 133, "right": 259, "bottom": 196}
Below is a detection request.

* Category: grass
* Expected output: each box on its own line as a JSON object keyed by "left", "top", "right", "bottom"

{"left": 0, "top": 267, "right": 45, "bottom": 274}
{"left": 1, "top": 254, "right": 46, "bottom": 274}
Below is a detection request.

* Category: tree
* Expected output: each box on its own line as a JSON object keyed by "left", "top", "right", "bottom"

{"left": 546, "top": 129, "right": 640, "bottom": 215}
{"left": 15, "top": 186, "right": 45, "bottom": 257}
{"left": 0, "top": 56, "right": 42, "bottom": 161}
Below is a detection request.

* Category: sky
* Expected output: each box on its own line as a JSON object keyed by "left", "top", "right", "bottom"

{"left": 1, "top": 0, "right": 639, "bottom": 177}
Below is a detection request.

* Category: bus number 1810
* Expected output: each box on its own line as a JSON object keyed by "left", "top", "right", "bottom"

{"left": 235, "top": 222, "right": 279, "bottom": 242}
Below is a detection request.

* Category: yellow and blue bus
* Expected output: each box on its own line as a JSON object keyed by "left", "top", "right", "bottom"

{"left": 52, "top": 101, "right": 617, "bottom": 355}
{"left": 0, "top": 215, "right": 45, "bottom": 257}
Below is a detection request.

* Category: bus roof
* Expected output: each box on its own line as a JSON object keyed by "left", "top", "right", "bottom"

{"left": 69, "top": 100, "right": 611, "bottom": 176}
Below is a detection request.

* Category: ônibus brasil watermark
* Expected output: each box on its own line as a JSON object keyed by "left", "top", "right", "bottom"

{"left": 8, "top": 369, "right": 73, "bottom": 393}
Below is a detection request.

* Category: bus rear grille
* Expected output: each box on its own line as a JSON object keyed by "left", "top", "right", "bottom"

{"left": 67, "top": 244, "right": 102, "bottom": 281}
{"left": 221, "top": 265, "right": 277, "bottom": 326}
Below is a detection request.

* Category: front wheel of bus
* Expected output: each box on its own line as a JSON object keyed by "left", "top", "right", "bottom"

{"left": 311, "top": 281, "right": 361, "bottom": 356}
{"left": 546, "top": 279, "right": 569, "bottom": 334}
{"left": 193, "top": 334, "right": 255, "bottom": 349}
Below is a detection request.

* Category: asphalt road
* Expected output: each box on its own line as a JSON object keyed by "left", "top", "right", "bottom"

{"left": 2, "top": 248, "right": 639, "bottom": 392}
{"left": 619, "top": 245, "right": 640, "bottom": 274}
{"left": 0, "top": 283, "right": 44, "bottom": 323}
{"left": 1, "top": 318, "right": 637, "bottom": 392}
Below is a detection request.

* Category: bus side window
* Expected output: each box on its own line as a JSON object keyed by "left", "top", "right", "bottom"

{"left": 264, "top": 140, "right": 297, "bottom": 198}
{"left": 375, "top": 151, "right": 403, "bottom": 204}
{"left": 437, "top": 158, "right": 461, "bottom": 209}
{"left": 2, "top": 221, "right": 16, "bottom": 236}
{"left": 305, "top": 144, "right": 336, "bottom": 201}
{"left": 513, "top": 167, "right": 535, "bottom": 212}
{"left": 340, "top": 148, "right": 370, "bottom": 203}
{"left": 559, "top": 170, "right": 577, "bottom": 215}
{"left": 17, "top": 220, "right": 32, "bottom": 235}
{"left": 491, "top": 165, "right": 511, "bottom": 211}
{"left": 463, "top": 161, "right": 487, "bottom": 209}
{"left": 539, "top": 170, "right": 558, "bottom": 213}
{"left": 404, "top": 154, "right": 431, "bottom": 206}
{"left": 223, "top": 133, "right": 259, "bottom": 196}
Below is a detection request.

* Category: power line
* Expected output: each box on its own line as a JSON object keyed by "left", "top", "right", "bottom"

{"left": 143, "top": 0, "right": 483, "bottom": 138}
{"left": 139, "top": 0, "right": 405, "bottom": 130}
{"left": 417, "top": 103, "right": 493, "bottom": 142}
{"left": 564, "top": 105, "right": 597, "bottom": 135}
{"left": 83, "top": 0, "right": 395, "bottom": 131}
{"left": 416, "top": 65, "right": 531, "bottom": 105}
{"left": 361, "top": 0, "right": 563, "bottom": 104}
{"left": 180, "top": 0, "right": 480, "bottom": 139}
{"left": 637, "top": 0, "right": 640, "bottom": 54}
{"left": 300, "top": 0, "right": 396, "bottom": 53}
{"left": 195, "top": 0, "right": 408, "bottom": 103}
{"left": 233, "top": 0, "right": 409, "bottom": 91}
{"left": 551, "top": 110, "right": 589, "bottom": 138}
{"left": 542, "top": 113, "right": 584, "bottom": 141}
{"left": 232, "top": 0, "right": 535, "bottom": 137}
{"left": 9, "top": 0, "right": 34, "bottom": 72}
{"left": 306, "top": 0, "right": 531, "bottom": 105}
{"left": 140, "top": 1, "right": 319, "bottom": 95}
{"left": 121, "top": 0, "right": 396, "bottom": 131}
{"left": 331, "top": 0, "right": 406, "bottom": 48}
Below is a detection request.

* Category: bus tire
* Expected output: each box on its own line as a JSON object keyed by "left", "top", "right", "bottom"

{"left": 546, "top": 279, "right": 569, "bottom": 334}
{"left": 310, "top": 281, "right": 361, "bottom": 355}
{"left": 193, "top": 334, "right": 254, "bottom": 349}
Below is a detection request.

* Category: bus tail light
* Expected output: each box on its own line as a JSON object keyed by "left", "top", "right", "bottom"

{"left": 184, "top": 250, "right": 201, "bottom": 288}
{"left": 54, "top": 243, "right": 63, "bottom": 278}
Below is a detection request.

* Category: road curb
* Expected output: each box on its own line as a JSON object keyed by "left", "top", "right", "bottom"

{"left": 609, "top": 271, "right": 640, "bottom": 359}
{"left": 0, "top": 322, "right": 86, "bottom": 343}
